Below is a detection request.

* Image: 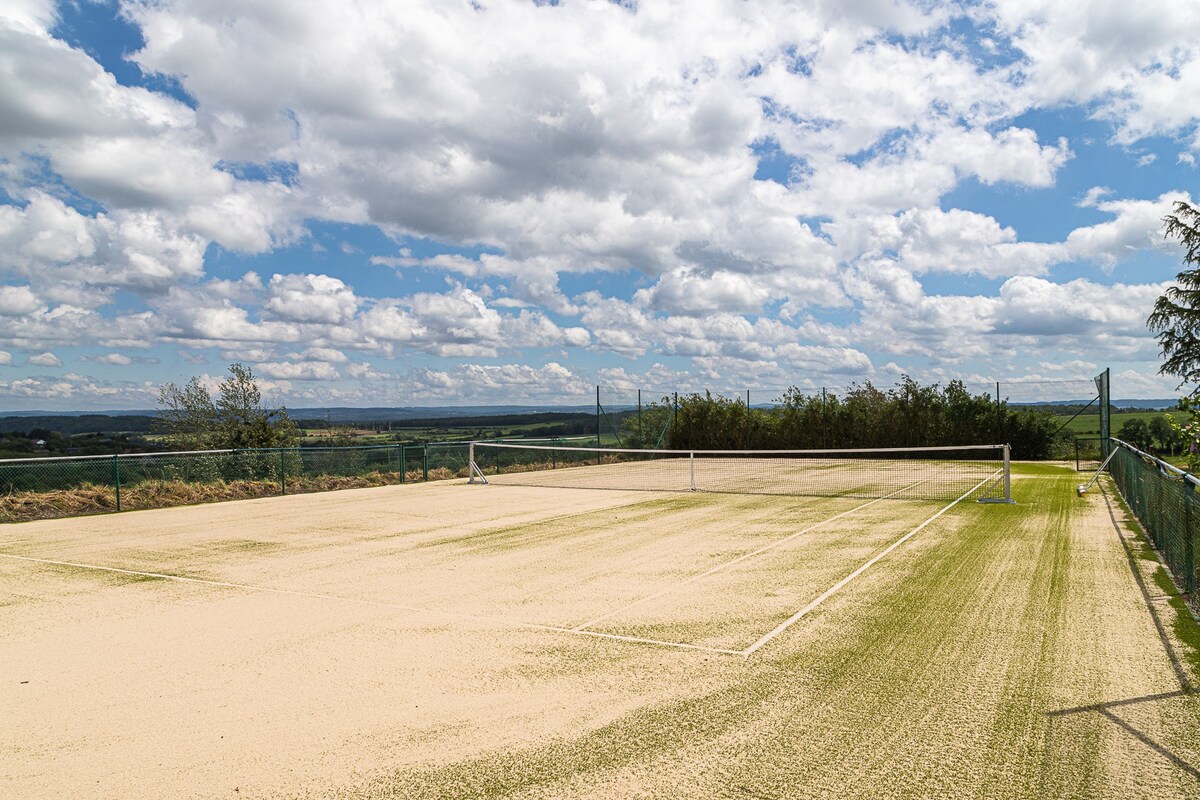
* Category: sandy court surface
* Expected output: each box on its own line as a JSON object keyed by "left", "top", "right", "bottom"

{"left": 0, "top": 482, "right": 935, "bottom": 641}
{"left": 2, "top": 467, "right": 1199, "bottom": 798}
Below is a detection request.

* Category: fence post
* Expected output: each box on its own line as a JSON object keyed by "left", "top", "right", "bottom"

{"left": 1187, "top": 484, "right": 1196, "bottom": 596}
{"left": 113, "top": 454, "right": 121, "bottom": 512}
{"left": 638, "top": 389, "right": 643, "bottom": 444}
{"left": 279, "top": 448, "right": 286, "bottom": 495}
{"left": 673, "top": 392, "right": 679, "bottom": 446}
{"left": 423, "top": 445, "right": 429, "bottom": 481}
{"left": 745, "top": 389, "right": 752, "bottom": 449}
{"left": 995, "top": 381, "right": 1001, "bottom": 444}
{"left": 401, "top": 446, "right": 407, "bottom": 483}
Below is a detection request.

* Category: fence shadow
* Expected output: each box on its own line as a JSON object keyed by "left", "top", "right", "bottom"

{"left": 1043, "top": 482, "right": 1199, "bottom": 782}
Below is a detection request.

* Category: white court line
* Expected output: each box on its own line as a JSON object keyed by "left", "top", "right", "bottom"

{"left": 0, "top": 552, "right": 740, "bottom": 656}
{"left": 571, "top": 476, "right": 935, "bottom": 632}
{"left": 740, "top": 472, "right": 996, "bottom": 656}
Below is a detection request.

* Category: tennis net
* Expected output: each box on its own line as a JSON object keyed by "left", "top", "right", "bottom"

{"left": 468, "top": 442, "right": 1012, "bottom": 503}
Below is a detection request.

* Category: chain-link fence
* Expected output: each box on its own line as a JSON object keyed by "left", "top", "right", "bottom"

{"left": 1107, "top": 438, "right": 1197, "bottom": 610}
{"left": 0, "top": 443, "right": 477, "bottom": 523}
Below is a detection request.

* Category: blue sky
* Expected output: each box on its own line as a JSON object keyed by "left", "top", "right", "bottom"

{"left": 1, "top": 0, "right": 1198, "bottom": 410}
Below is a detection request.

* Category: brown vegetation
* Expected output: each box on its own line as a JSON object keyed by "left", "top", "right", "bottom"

{"left": 0, "top": 467, "right": 469, "bottom": 523}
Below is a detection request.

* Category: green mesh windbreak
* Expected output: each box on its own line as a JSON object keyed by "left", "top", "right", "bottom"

{"left": 1107, "top": 441, "right": 1198, "bottom": 605}
{"left": 1095, "top": 369, "right": 1111, "bottom": 456}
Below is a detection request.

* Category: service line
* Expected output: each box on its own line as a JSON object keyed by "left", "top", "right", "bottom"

{"left": 740, "top": 473, "right": 994, "bottom": 656}
{"left": 0, "top": 552, "right": 741, "bottom": 656}
{"left": 572, "top": 476, "right": 935, "bottom": 633}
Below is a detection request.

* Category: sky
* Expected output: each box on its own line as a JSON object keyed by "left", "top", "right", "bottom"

{"left": 1, "top": 0, "right": 1199, "bottom": 410}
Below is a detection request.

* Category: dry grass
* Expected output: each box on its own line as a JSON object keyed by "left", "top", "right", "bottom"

{"left": 0, "top": 467, "right": 470, "bottom": 523}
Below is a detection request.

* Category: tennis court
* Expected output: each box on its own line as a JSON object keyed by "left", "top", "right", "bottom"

{"left": 2, "top": 462, "right": 1199, "bottom": 798}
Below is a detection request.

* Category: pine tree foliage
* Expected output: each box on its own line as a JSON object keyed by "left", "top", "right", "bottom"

{"left": 1149, "top": 201, "right": 1200, "bottom": 387}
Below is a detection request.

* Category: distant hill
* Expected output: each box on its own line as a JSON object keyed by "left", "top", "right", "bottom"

{"left": 312, "top": 411, "right": 599, "bottom": 429}
{"left": 0, "top": 414, "right": 159, "bottom": 435}
{"left": 1012, "top": 399, "right": 1178, "bottom": 412}
{"left": 287, "top": 405, "right": 599, "bottom": 422}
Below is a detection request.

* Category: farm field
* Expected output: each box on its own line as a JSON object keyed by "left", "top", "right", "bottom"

{"left": 298, "top": 426, "right": 624, "bottom": 447}
{"left": 1056, "top": 409, "right": 1182, "bottom": 438}
{"left": 1, "top": 464, "right": 1198, "bottom": 798}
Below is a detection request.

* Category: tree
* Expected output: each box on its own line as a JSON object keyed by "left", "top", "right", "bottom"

{"left": 156, "top": 376, "right": 219, "bottom": 450}
{"left": 1118, "top": 418, "right": 1153, "bottom": 451}
{"left": 1149, "top": 415, "right": 1177, "bottom": 454}
{"left": 1148, "top": 201, "right": 1200, "bottom": 471}
{"left": 1148, "top": 201, "right": 1200, "bottom": 386}
{"left": 156, "top": 363, "right": 299, "bottom": 450}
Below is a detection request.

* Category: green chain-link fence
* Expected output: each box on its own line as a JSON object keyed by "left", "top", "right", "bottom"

{"left": 0, "top": 443, "right": 477, "bottom": 522}
{"left": 1107, "top": 438, "right": 1197, "bottom": 609}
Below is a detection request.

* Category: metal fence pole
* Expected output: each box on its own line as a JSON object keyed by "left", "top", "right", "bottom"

{"left": 745, "top": 389, "right": 751, "bottom": 449}
{"left": 638, "top": 389, "right": 643, "bottom": 444}
{"left": 401, "top": 446, "right": 407, "bottom": 483}
{"left": 673, "top": 392, "right": 679, "bottom": 446}
{"left": 423, "top": 445, "right": 429, "bottom": 481}
{"left": 822, "top": 387, "right": 828, "bottom": 448}
{"left": 113, "top": 454, "right": 121, "bottom": 512}
{"left": 279, "top": 448, "right": 286, "bottom": 495}
{"left": 995, "top": 381, "right": 1001, "bottom": 444}
{"left": 1187, "top": 484, "right": 1196, "bottom": 596}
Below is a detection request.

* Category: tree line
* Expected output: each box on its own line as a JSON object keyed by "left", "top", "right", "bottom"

{"left": 625, "top": 377, "right": 1067, "bottom": 459}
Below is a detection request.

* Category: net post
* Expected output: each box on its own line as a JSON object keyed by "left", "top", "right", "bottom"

{"left": 977, "top": 443, "right": 1016, "bottom": 504}
{"left": 1003, "top": 443, "right": 1011, "bottom": 502}
{"left": 468, "top": 442, "right": 489, "bottom": 485}
{"left": 689, "top": 451, "right": 695, "bottom": 491}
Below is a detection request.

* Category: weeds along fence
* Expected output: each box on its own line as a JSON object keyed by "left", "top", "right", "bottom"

{"left": 1107, "top": 438, "right": 1198, "bottom": 609}
{"left": 0, "top": 443, "right": 474, "bottom": 522}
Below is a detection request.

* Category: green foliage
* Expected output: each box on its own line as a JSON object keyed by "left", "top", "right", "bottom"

{"left": 620, "top": 399, "right": 674, "bottom": 449}
{"left": 1149, "top": 200, "right": 1200, "bottom": 386}
{"left": 156, "top": 363, "right": 299, "bottom": 450}
{"left": 655, "top": 377, "right": 1066, "bottom": 459}
{"left": 1148, "top": 414, "right": 1178, "bottom": 453}
{"left": 1117, "top": 417, "right": 1152, "bottom": 450}
{"left": 1164, "top": 396, "right": 1200, "bottom": 473}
